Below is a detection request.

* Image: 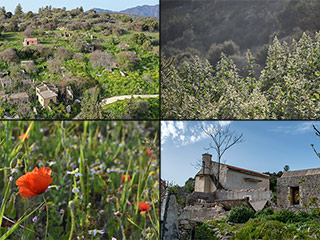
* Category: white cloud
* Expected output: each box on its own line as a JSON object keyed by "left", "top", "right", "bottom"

{"left": 272, "top": 122, "right": 316, "bottom": 135}
{"left": 162, "top": 121, "right": 233, "bottom": 146}
{"left": 218, "top": 121, "right": 231, "bottom": 127}
{"left": 176, "top": 121, "right": 185, "bottom": 131}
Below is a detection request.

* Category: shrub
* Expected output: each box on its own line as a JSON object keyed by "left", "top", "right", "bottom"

{"left": 228, "top": 206, "right": 255, "bottom": 223}
{"left": 89, "top": 50, "right": 115, "bottom": 71}
{"left": 255, "top": 207, "right": 274, "bottom": 217}
{"left": 23, "top": 26, "right": 33, "bottom": 37}
{"left": 207, "top": 40, "right": 240, "bottom": 67}
{"left": 270, "top": 209, "right": 297, "bottom": 223}
{"left": 55, "top": 46, "right": 73, "bottom": 60}
{"left": 47, "top": 57, "right": 62, "bottom": 74}
{"left": 0, "top": 48, "right": 19, "bottom": 63}
{"left": 194, "top": 222, "right": 217, "bottom": 240}
{"left": 236, "top": 218, "right": 287, "bottom": 239}
{"left": 132, "top": 33, "right": 147, "bottom": 45}
{"left": 116, "top": 51, "right": 140, "bottom": 71}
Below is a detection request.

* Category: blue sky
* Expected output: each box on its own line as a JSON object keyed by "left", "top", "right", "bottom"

{"left": 161, "top": 121, "right": 320, "bottom": 186}
{"left": 0, "top": 0, "right": 158, "bottom": 13}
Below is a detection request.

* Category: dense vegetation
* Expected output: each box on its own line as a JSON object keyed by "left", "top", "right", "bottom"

{"left": 0, "top": 5, "right": 159, "bottom": 119}
{"left": 194, "top": 208, "right": 320, "bottom": 239}
{"left": 0, "top": 121, "right": 159, "bottom": 239}
{"left": 161, "top": 0, "right": 320, "bottom": 119}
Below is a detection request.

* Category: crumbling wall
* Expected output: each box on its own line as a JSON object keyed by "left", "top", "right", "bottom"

{"left": 161, "top": 193, "right": 180, "bottom": 240}
{"left": 186, "top": 191, "right": 215, "bottom": 205}
{"left": 179, "top": 203, "right": 228, "bottom": 222}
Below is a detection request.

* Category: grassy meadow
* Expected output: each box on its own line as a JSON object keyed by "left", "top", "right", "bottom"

{"left": 0, "top": 121, "right": 159, "bottom": 239}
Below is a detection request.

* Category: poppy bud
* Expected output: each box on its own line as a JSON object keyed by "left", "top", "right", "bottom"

{"left": 10, "top": 159, "right": 17, "bottom": 169}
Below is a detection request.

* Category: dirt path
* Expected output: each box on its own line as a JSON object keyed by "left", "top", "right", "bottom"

{"left": 100, "top": 94, "right": 159, "bottom": 107}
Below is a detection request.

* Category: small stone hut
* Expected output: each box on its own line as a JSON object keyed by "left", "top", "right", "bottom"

{"left": 36, "top": 82, "right": 58, "bottom": 107}
{"left": 9, "top": 92, "right": 29, "bottom": 103}
{"left": 277, "top": 168, "right": 320, "bottom": 208}
{"left": 23, "top": 38, "right": 38, "bottom": 46}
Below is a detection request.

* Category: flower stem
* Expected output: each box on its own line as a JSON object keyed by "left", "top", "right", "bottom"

{"left": 43, "top": 196, "right": 49, "bottom": 240}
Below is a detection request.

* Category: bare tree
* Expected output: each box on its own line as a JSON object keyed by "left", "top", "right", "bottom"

{"left": 202, "top": 124, "right": 244, "bottom": 185}
{"left": 310, "top": 125, "right": 320, "bottom": 160}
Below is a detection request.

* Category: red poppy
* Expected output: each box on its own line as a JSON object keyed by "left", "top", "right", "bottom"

{"left": 138, "top": 201, "right": 151, "bottom": 214}
{"left": 122, "top": 174, "right": 131, "bottom": 183}
{"left": 145, "top": 149, "right": 154, "bottom": 157}
{"left": 16, "top": 167, "right": 53, "bottom": 199}
{"left": 18, "top": 133, "right": 28, "bottom": 141}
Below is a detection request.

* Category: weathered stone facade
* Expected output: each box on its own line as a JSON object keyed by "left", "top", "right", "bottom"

{"left": 277, "top": 168, "right": 320, "bottom": 208}
{"left": 193, "top": 153, "right": 272, "bottom": 211}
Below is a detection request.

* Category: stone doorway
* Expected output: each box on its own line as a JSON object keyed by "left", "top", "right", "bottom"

{"left": 290, "top": 186, "right": 299, "bottom": 205}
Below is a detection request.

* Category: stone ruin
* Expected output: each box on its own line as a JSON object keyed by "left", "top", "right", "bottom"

{"left": 161, "top": 153, "right": 273, "bottom": 240}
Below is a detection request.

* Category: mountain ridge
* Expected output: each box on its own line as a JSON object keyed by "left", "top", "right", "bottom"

{"left": 92, "top": 4, "right": 159, "bottom": 17}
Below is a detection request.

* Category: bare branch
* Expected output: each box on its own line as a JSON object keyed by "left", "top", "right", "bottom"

{"left": 201, "top": 124, "right": 244, "bottom": 185}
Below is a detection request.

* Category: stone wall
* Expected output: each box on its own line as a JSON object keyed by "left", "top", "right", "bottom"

{"left": 216, "top": 188, "right": 271, "bottom": 201}
{"left": 277, "top": 174, "right": 320, "bottom": 208}
{"left": 186, "top": 191, "right": 216, "bottom": 205}
{"left": 161, "top": 193, "right": 180, "bottom": 240}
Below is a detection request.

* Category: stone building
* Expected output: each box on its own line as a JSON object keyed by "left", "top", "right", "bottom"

{"left": 0, "top": 78, "right": 12, "bottom": 88}
{"left": 21, "top": 60, "right": 34, "bottom": 67}
{"left": 23, "top": 38, "right": 38, "bottom": 46}
{"left": 195, "top": 153, "right": 269, "bottom": 192}
{"left": 9, "top": 92, "right": 29, "bottom": 104}
{"left": 277, "top": 168, "right": 320, "bottom": 208}
{"left": 36, "top": 82, "right": 58, "bottom": 107}
{"left": 189, "top": 153, "right": 272, "bottom": 211}
{"left": 86, "top": 43, "right": 94, "bottom": 52}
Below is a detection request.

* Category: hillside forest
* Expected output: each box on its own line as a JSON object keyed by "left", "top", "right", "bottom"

{"left": 161, "top": 0, "right": 320, "bottom": 119}
{"left": 0, "top": 4, "right": 159, "bottom": 119}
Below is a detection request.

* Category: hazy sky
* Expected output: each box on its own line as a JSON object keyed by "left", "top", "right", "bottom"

{"left": 161, "top": 121, "right": 320, "bottom": 186}
{"left": 0, "top": 0, "right": 158, "bottom": 13}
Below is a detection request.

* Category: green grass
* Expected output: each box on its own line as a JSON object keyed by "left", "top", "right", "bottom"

{"left": 195, "top": 209, "right": 320, "bottom": 240}
{"left": 0, "top": 121, "right": 159, "bottom": 239}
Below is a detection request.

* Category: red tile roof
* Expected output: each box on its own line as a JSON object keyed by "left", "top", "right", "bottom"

{"left": 24, "top": 38, "right": 37, "bottom": 41}
{"left": 226, "top": 165, "right": 270, "bottom": 178}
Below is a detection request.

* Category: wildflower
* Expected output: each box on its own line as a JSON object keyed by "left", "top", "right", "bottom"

{"left": 17, "top": 159, "right": 23, "bottom": 166}
{"left": 48, "top": 185, "right": 60, "bottom": 190}
{"left": 88, "top": 229, "right": 104, "bottom": 236}
{"left": 112, "top": 238, "right": 117, "bottom": 240}
{"left": 122, "top": 174, "right": 131, "bottom": 183}
{"left": 18, "top": 133, "right": 28, "bottom": 141}
{"left": 114, "top": 211, "right": 122, "bottom": 217}
{"left": 72, "top": 187, "right": 79, "bottom": 193}
{"left": 9, "top": 176, "right": 13, "bottom": 182}
{"left": 49, "top": 161, "right": 56, "bottom": 166}
{"left": 11, "top": 168, "right": 19, "bottom": 175}
{"left": 16, "top": 167, "right": 53, "bottom": 199}
{"left": 149, "top": 171, "right": 156, "bottom": 176}
{"left": 32, "top": 216, "right": 38, "bottom": 223}
{"left": 138, "top": 201, "right": 151, "bottom": 214}
{"left": 145, "top": 149, "right": 154, "bottom": 157}
{"left": 59, "top": 209, "right": 65, "bottom": 215}
{"left": 67, "top": 168, "right": 82, "bottom": 177}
